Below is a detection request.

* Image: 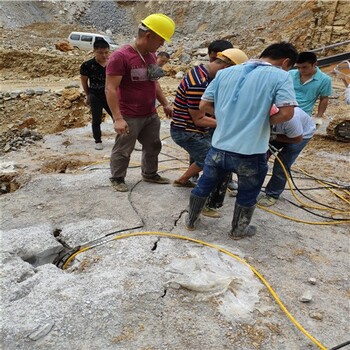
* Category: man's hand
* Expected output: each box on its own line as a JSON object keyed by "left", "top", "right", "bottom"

{"left": 313, "top": 117, "right": 323, "bottom": 129}
{"left": 162, "top": 104, "right": 173, "bottom": 118}
{"left": 114, "top": 119, "right": 129, "bottom": 135}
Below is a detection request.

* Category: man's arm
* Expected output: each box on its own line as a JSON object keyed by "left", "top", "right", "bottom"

{"left": 272, "top": 134, "right": 303, "bottom": 144}
{"left": 155, "top": 81, "right": 173, "bottom": 118}
{"left": 80, "top": 75, "right": 90, "bottom": 105}
{"left": 199, "top": 99, "right": 215, "bottom": 116}
{"left": 269, "top": 106, "right": 294, "bottom": 125}
{"left": 105, "top": 75, "right": 129, "bottom": 135}
{"left": 189, "top": 109, "right": 217, "bottom": 128}
{"left": 315, "top": 96, "right": 329, "bottom": 118}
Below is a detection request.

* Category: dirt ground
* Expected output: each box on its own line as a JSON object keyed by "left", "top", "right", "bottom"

{"left": 1, "top": 70, "right": 348, "bottom": 174}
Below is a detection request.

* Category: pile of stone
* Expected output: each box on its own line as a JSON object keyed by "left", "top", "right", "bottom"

{"left": 0, "top": 127, "right": 43, "bottom": 154}
{"left": 0, "top": 88, "right": 50, "bottom": 101}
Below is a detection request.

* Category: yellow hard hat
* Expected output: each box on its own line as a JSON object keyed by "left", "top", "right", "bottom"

{"left": 217, "top": 48, "right": 248, "bottom": 65}
{"left": 141, "top": 13, "right": 175, "bottom": 43}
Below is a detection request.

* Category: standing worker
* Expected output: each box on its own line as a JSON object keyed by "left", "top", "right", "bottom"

{"left": 80, "top": 39, "right": 113, "bottom": 150}
{"left": 290, "top": 51, "right": 332, "bottom": 128}
{"left": 105, "top": 14, "right": 175, "bottom": 192}
{"left": 171, "top": 48, "right": 248, "bottom": 218}
{"left": 186, "top": 42, "right": 298, "bottom": 239}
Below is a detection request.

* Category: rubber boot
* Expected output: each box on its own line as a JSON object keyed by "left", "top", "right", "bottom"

{"left": 229, "top": 202, "right": 257, "bottom": 240}
{"left": 185, "top": 194, "right": 207, "bottom": 231}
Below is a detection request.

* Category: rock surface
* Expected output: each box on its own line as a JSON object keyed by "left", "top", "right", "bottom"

{"left": 0, "top": 2, "right": 349, "bottom": 349}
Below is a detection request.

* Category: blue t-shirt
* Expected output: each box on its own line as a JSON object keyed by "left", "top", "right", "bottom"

{"left": 289, "top": 67, "right": 332, "bottom": 116}
{"left": 202, "top": 60, "right": 297, "bottom": 155}
{"left": 273, "top": 107, "right": 316, "bottom": 139}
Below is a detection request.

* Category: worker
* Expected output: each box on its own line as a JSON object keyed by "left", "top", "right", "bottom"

{"left": 208, "top": 40, "right": 233, "bottom": 62}
{"left": 156, "top": 51, "right": 170, "bottom": 67}
{"left": 80, "top": 39, "right": 113, "bottom": 150}
{"left": 290, "top": 51, "right": 332, "bottom": 128}
{"left": 186, "top": 42, "right": 298, "bottom": 239}
{"left": 105, "top": 14, "right": 175, "bottom": 192}
{"left": 258, "top": 106, "right": 316, "bottom": 206}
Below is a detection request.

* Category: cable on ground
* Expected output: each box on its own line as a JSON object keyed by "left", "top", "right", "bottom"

{"left": 61, "top": 230, "right": 332, "bottom": 349}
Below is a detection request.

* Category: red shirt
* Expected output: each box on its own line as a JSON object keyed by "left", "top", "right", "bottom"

{"left": 106, "top": 45, "right": 157, "bottom": 117}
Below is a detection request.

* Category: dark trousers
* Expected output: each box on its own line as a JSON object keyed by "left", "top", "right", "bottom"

{"left": 89, "top": 92, "right": 113, "bottom": 143}
{"left": 266, "top": 138, "right": 311, "bottom": 198}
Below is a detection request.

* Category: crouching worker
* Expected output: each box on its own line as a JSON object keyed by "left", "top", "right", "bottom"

{"left": 258, "top": 106, "right": 316, "bottom": 206}
{"left": 186, "top": 42, "right": 298, "bottom": 239}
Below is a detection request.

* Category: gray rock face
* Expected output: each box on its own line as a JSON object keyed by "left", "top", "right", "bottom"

{"left": 0, "top": 120, "right": 349, "bottom": 348}
{"left": 1, "top": 224, "right": 63, "bottom": 267}
{"left": 78, "top": 1, "right": 134, "bottom": 34}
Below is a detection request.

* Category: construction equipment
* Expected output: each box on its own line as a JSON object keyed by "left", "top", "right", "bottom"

{"left": 326, "top": 60, "right": 350, "bottom": 143}
{"left": 326, "top": 117, "right": 350, "bottom": 142}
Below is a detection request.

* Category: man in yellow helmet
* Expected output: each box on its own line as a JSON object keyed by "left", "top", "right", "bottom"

{"left": 171, "top": 48, "right": 248, "bottom": 217}
{"left": 106, "top": 14, "right": 175, "bottom": 192}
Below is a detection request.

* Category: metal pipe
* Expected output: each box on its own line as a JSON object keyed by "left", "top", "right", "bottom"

{"left": 310, "top": 40, "right": 350, "bottom": 52}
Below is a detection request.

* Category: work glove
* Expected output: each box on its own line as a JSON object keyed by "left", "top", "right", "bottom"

{"left": 313, "top": 117, "right": 323, "bottom": 129}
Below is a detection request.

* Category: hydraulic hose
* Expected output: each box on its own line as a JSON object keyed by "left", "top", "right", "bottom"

{"left": 62, "top": 231, "right": 330, "bottom": 350}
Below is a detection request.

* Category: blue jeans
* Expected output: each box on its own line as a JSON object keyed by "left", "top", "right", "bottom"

{"left": 170, "top": 128, "right": 211, "bottom": 168}
{"left": 266, "top": 138, "right": 311, "bottom": 199}
{"left": 192, "top": 147, "right": 268, "bottom": 207}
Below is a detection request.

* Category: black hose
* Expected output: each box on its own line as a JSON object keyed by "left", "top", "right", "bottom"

{"left": 270, "top": 147, "right": 348, "bottom": 212}
{"left": 330, "top": 340, "right": 350, "bottom": 350}
{"left": 283, "top": 198, "right": 349, "bottom": 221}
{"left": 288, "top": 166, "right": 347, "bottom": 211}
{"left": 292, "top": 169, "right": 350, "bottom": 187}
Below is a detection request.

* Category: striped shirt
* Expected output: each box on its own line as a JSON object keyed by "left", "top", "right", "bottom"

{"left": 171, "top": 64, "right": 212, "bottom": 133}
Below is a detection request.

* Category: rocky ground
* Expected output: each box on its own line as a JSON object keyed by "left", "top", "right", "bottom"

{"left": 1, "top": 2, "right": 350, "bottom": 350}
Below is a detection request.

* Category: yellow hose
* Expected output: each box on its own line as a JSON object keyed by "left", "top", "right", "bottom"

{"left": 296, "top": 168, "right": 350, "bottom": 205}
{"left": 63, "top": 231, "right": 328, "bottom": 350}
{"left": 272, "top": 151, "right": 349, "bottom": 214}
{"left": 257, "top": 205, "right": 350, "bottom": 225}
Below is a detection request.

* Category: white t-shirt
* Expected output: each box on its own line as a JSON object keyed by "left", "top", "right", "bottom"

{"left": 273, "top": 107, "right": 316, "bottom": 139}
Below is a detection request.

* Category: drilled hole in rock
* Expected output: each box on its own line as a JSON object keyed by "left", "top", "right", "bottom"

{"left": 19, "top": 229, "right": 71, "bottom": 268}
{"left": 53, "top": 228, "right": 62, "bottom": 237}
{"left": 22, "top": 247, "right": 66, "bottom": 268}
